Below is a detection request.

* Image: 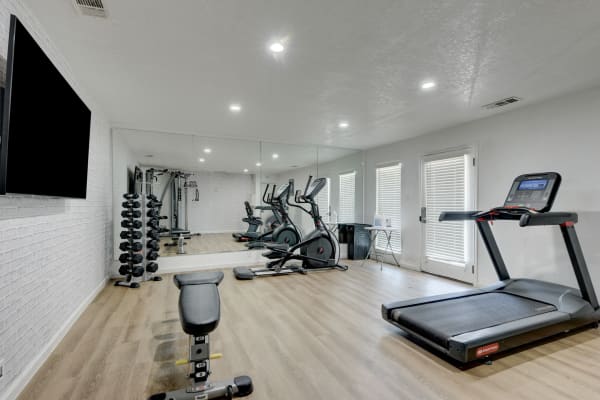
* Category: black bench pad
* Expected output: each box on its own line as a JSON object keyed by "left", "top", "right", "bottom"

{"left": 179, "top": 284, "right": 220, "bottom": 336}
{"left": 173, "top": 271, "right": 224, "bottom": 288}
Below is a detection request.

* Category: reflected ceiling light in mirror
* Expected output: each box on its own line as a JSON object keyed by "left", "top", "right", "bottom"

{"left": 256, "top": 162, "right": 262, "bottom": 167}
{"left": 269, "top": 41, "right": 285, "bottom": 53}
{"left": 272, "top": 153, "right": 279, "bottom": 159}
{"left": 203, "top": 148, "right": 212, "bottom": 154}
{"left": 243, "top": 168, "right": 249, "bottom": 173}
{"left": 338, "top": 121, "right": 349, "bottom": 129}
{"left": 198, "top": 157, "right": 205, "bottom": 163}
{"left": 421, "top": 80, "right": 436, "bottom": 90}
{"left": 229, "top": 103, "right": 242, "bottom": 113}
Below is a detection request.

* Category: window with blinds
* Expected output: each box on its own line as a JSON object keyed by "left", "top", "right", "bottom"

{"left": 375, "top": 164, "right": 402, "bottom": 252}
{"left": 338, "top": 172, "right": 356, "bottom": 223}
{"left": 315, "top": 177, "right": 330, "bottom": 222}
{"left": 424, "top": 155, "right": 468, "bottom": 265}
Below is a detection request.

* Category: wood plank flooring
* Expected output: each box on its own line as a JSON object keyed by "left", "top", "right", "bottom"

{"left": 17, "top": 261, "right": 600, "bottom": 400}
{"left": 159, "top": 233, "right": 247, "bottom": 256}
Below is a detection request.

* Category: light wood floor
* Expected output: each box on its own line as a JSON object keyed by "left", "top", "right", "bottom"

{"left": 18, "top": 261, "right": 600, "bottom": 400}
{"left": 160, "top": 233, "right": 247, "bottom": 256}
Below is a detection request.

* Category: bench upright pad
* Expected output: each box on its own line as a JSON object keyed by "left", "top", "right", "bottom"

{"left": 174, "top": 271, "right": 224, "bottom": 288}
{"left": 179, "top": 284, "right": 220, "bottom": 336}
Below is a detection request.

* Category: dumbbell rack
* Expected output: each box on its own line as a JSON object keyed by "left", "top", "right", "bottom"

{"left": 115, "top": 193, "right": 163, "bottom": 288}
{"left": 116, "top": 194, "right": 145, "bottom": 288}
{"left": 144, "top": 194, "right": 162, "bottom": 282}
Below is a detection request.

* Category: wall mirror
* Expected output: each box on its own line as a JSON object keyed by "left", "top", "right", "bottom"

{"left": 113, "top": 129, "right": 363, "bottom": 260}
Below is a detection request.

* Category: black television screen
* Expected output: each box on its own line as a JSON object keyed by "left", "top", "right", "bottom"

{"left": 0, "top": 15, "right": 91, "bottom": 198}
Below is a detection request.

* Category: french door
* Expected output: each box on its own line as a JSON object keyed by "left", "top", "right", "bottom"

{"left": 420, "top": 148, "right": 476, "bottom": 283}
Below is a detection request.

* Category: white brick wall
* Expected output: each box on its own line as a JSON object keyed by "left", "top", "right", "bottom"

{"left": 0, "top": 1, "right": 112, "bottom": 398}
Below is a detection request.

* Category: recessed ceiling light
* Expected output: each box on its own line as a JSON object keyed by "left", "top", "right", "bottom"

{"left": 421, "top": 81, "right": 436, "bottom": 90}
{"left": 338, "top": 121, "right": 349, "bottom": 129}
{"left": 243, "top": 168, "right": 249, "bottom": 173}
{"left": 272, "top": 153, "right": 279, "bottom": 159}
{"left": 256, "top": 162, "right": 262, "bottom": 167}
{"left": 229, "top": 103, "right": 242, "bottom": 112}
{"left": 198, "top": 158, "right": 205, "bottom": 163}
{"left": 269, "top": 42, "right": 285, "bottom": 53}
{"left": 203, "top": 148, "right": 212, "bottom": 154}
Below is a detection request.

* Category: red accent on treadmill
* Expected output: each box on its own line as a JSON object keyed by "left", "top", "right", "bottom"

{"left": 561, "top": 221, "right": 575, "bottom": 227}
{"left": 476, "top": 342, "right": 500, "bottom": 358}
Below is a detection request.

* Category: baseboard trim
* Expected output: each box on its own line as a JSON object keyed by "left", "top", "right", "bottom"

{"left": 0, "top": 277, "right": 109, "bottom": 400}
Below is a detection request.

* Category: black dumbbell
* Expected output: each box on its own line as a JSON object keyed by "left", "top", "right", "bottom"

{"left": 121, "top": 220, "right": 142, "bottom": 229}
{"left": 147, "top": 201, "right": 162, "bottom": 208}
{"left": 147, "top": 220, "right": 160, "bottom": 229}
{"left": 146, "top": 231, "right": 160, "bottom": 240}
{"left": 118, "top": 265, "right": 131, "bottom": 276}
{"left": 147, "top": 194, "right": 158, "bottom": 201}
{"left": 131, "top": 266, "right": 145, "bottom": 277}
{"left": 119, "top": 241, "right": 143, "bottom": 252}
{"left": 123, "top": 193, "right": 140, "bottom": 200}
{"left": 119, "top": 253, "right": 143, "bottom": 264}
{"left": 122, "top": 200, "right": 141, "bottom": 208}
{"left": 121, "top": 210, "right": 142, "bottom": 219}
{"left": 120, "top": 231, "right": 142, "bottom": 240}
{"left": 147, "top": 251, "right": 160, "bottom": 261}
{"left": 147, "top": 240, "right": 160, "bottom": 250}
{"left": 146, "top": 262, "right": 158, "bottom": 273}
{"left": 159, "top": 227, "right": 169, "bottom": 233}
{"left": 147, "top": 210, "right": 159, "bottom": 218}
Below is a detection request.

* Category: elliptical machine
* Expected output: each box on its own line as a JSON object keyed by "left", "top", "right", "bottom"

{"left": 232, "top": 201, "right": 264, "bottom": 242}
{"left": 233, "top": 176, "right": 348, "bottom": 280}
{"left": 245, "top": 181, "right": 301, "bottom": 250}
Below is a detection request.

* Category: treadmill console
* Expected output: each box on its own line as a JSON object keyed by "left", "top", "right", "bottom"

{"left": 504, "top": 172, "right": 561, "bottom": 212}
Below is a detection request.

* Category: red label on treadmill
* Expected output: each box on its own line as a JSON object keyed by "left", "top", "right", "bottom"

{"left": 476, "top": 343, "right": 500, "bottom": 357}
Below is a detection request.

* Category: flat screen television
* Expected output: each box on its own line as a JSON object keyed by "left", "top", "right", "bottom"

{"left": 0, "top": 15, "right": 92, "bottom": 198}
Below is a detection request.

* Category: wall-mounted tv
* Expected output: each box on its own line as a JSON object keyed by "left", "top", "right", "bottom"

{"left": 0, "top": 15, "right": 92, "bottom": 199}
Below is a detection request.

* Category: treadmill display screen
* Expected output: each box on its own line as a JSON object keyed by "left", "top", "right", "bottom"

{"left": 518, "top": 179, "right": 547, "bottom": 191}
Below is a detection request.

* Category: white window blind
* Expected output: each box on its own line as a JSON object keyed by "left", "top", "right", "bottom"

{"left": 338, "top": 172, "right": 356, "bottom": 223}
{"left": 375, "top": 164, "right": 402, "bottom": 252}
{"left": 424, "top": 155, "right": 468, "bottom": 264}
{"left": 315, "top": 177, "right": 330, "bottom": 222}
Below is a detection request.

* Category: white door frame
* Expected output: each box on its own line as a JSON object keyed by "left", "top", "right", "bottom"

{"left": 419, "top": 145, "right": 478, "bottom": 283}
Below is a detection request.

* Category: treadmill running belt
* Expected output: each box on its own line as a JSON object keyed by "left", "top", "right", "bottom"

{"left": 390, "top": 292, "right": 557, "bottom": 348}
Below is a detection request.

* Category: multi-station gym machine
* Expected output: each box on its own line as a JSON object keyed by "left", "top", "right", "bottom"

{"left": 145, "top": 168, "right": 200, "bottom": 255}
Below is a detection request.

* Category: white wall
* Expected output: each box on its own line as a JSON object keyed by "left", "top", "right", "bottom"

{"left": 363, "top": 86, "right": 600, "bottom": 290}
{"left": 0, "top": 2, "right": 112, "bottom": 399}
{"left": 149, "top": 169, "right": 256, "bottom": 235}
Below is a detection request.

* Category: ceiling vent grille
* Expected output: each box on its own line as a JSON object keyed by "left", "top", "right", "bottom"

{"left": 482, "top": 96, "right": 522, "bottom": 110}
{"left": 73, "top": 0, "right": 107, "bottom": 18}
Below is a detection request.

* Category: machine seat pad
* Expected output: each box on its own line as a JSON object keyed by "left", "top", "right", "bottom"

{"left": 174, "top": 271, "right": 224, "bottom": 288}
{"left": 179, "top": 284, "right": 220, "bottom": 336}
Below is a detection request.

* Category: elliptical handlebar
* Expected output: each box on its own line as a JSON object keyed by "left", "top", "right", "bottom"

{"left": 304, "top": 176, "right": 312, "bottom": 196}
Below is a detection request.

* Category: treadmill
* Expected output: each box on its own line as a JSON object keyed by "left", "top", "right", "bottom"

{"left": 382, "top": 172, "right": 600, "bottom": 363}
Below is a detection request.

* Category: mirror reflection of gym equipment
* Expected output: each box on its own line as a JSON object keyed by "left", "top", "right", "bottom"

{"left": 139, "top": 167, "right": 254, "bottom": 256}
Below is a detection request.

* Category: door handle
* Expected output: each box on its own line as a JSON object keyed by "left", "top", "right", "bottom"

{"left": 419, "top": 207, "right": 427, "bottom": 223}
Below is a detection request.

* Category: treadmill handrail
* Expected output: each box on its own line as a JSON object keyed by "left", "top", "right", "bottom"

{"left": 439, "top": 210, "right": 579, "bottom": 227}
{"left": 519, "top": 212, "right": 578, "bottom": 227}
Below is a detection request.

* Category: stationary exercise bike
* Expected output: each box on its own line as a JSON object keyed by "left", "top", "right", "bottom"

{"left": 245, "top": 181, "right": 301, "bottom": 250}
{"left": 233, "top": 176, "right": 348, "bottom": 279}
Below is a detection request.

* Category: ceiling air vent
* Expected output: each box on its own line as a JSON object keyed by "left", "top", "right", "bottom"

{"left": 482, "top": 96, "right": 522, "bottom": 110}
{"left": 73, "top": 0, "right": 107, "bottom": 18}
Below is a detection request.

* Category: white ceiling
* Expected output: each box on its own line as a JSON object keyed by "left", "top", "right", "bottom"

{"left": 24, "top": 0, "right": 600, "bottom": 149}
{"left": 118, "top": 129, "right": 357, "bottom": 175}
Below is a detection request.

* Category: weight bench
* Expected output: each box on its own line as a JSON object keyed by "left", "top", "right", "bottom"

{"left": 149, "top": 272, "right": 252, "bottom": 400}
